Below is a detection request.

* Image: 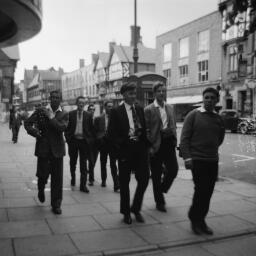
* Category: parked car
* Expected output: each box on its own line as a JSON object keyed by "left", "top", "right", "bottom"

{"left": 219, "top": 109, "right": 239, "bottom": 133}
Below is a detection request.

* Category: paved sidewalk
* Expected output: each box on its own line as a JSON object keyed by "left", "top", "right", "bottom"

{"left": 0, "top": 123, "right": 256, "bottom": 256}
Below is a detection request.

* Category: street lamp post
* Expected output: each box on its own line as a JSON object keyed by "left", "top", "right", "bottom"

{"left": 133, "top": 0, "right": 138, "bottom": 73}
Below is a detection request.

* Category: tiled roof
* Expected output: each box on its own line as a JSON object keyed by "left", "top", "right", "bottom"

{"left": 25, "top": 68, "right": 62, "bottom": 83}
{"left": 113, "top": 44, "right": 156, "bottom": 64}
{"left": 98, "top": 52, "right": 109, "bottom": 67}
{"left": 1, "top": 45, "right": 20, "bottom": 60}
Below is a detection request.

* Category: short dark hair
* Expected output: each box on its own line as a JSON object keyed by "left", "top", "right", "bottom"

{"left": 120, "top": 82, "right": 136, "bottom": 95}
{"left": 87, "top": 104, "right": 95, "bottom": 111}
{"left": 104, "top": 100, "right": 113, "bottom": 107}
{"left": 76, "top": 96, "right": 86, "bottom": 104}
{"left": 202, "top": 87, "right": 219, "bottom": 98}
{"left": 50, "top": 90, "right": 61, "bottom": 98}
{"left": 152, "top": 81, "right": 165, "bottom": 93}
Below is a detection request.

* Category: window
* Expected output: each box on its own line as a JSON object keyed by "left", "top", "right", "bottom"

{"left": 179, "top": 37, "right": 189, "bottom": 58}
{"left": 198, "top": 60, "right": 208, "bottom": 82}
{"left": 163, "top": 69, "right": 171, "bottom": 86}
{"left": 163, "top": 43, "right": 172, "bottom": 62}
{"left": 198, "top": 30, "right": 209, "bottom": 53}
{"left": 179, "top": 65, "right": 188, "bottom": 77}
{"left": 229, "top": 46, "right": 238, "bottom": 72}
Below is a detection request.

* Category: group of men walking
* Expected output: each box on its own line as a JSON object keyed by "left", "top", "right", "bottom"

{"left": 23, "top": 82, "right": 225, "bottom": 236}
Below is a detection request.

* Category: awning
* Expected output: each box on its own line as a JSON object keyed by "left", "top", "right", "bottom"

{"left": 167, "top": 95, "right": 202, "bottom": 104}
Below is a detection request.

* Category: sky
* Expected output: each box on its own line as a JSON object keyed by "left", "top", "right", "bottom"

{"left": 15, "top": 0, "right": 219, "bottom": 82}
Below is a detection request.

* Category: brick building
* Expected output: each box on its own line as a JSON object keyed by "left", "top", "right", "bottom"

{"left": 156, "top": 11, "right": 223, "bottom": 121}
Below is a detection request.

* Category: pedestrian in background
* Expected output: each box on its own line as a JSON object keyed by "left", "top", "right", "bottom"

{"left": 180, "top": 87, "right": 225, "bottom": 235}
{"left": 64, "top": 96, "right": 95, "bottom": 193}
{"left": 24, "top": 90, "right": 68, "bottom": 215}
{"left": 87, "top": 103, "right": 98, "bottom": 186}
{"left": 94, "top": 100, "right": 119, "bottom": 191}
{"left": 9, "top": 106, "right": 22, "bottom": 143}
{"left": 108, "top": 82, "right": 150, "bottom": 225}
{"left": 144, "top": 82, "right": 178, "bottom": 213}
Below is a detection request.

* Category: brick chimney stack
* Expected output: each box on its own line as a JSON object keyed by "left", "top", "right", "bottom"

{"left": 79, "top": 59, "right": 85, "bottom": 68}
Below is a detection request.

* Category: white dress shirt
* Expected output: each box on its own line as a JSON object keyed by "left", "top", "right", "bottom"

{"left": 153, "top": 99, "right": 168, "bottom": 129}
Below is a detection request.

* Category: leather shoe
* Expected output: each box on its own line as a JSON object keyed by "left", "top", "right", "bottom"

{"left": 52, "top": 207, "right": 62, "bottom": 215}
{"left": 191, "top": 223, "right": 203, "bottom": 235}
{"left": 114, "top": 185, "right": 120, "bottom": 192}
{"left": 132, "top": 212, "right": 145, "bottom": 223}
{"left": 80, "top": 186, "right": 89, "bottom": 193}
{"left": 123, "top": 214, "right": 132, "bottom": 224}
{"left": 38, "top": 189, "right": 45, "bottom": 203}
{"left": 101, "top": 181, "right": 106, "bottom": 187}
{"left": 156, "top": 204, "right": 167, "bottom": 212}
{"left": 88, "top": 181, "right": 94, "bottom": 186}
{"left": 201, "top": 223, "right": 213, "bottom": 235}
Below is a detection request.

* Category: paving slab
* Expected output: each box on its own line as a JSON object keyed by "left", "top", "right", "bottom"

{"left": 202, "top": 235, "right": 256, "bottom": 256}
{"left": 0, "top": 220, "right": 51, "bottom": 238}
{"left": 0, "top": 208, "right": 8, "bottom": 222}
{"left": 14, "top": 234, "right": 78, "bottom": 256}
{"left": 70, "top": 229, "right": 148, "bottom": 254}
{"left": 0, "top": 197, "right": 37, "bottom": 208}
{"left": 164, "top": 246, "right": 215, "bottom": 256}
{"left": 59, "top": 203, "right": 108, "bottom": 217}
{"left": 233, "top": 210, "right": 256, "bottom": 225}
{"left": 47, "top": 215, "right": 102, "bottom": 234}
{"left": 0, "top": 239, "right": 14, "bottom": 256}
{"left": 210, "top": 199, "right": 256, "bottom": 215}
{"left": 132, "top": 222, "right": 202, "bottom": 245}
{"left": 7, "top": 206, "right": 57, "bottom": 221}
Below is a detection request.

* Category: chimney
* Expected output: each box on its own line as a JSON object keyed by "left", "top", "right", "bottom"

{"left": 130, "top": 26, "right": 142, "bottom": 47}
{"left": 33, "top": 65, "right": 38, "bottom": 76}
{"left": 109, "top": 41, "right": 116, "bottom": 55}
{"left": 58, "top": 67, "right": 64, "bottom": 75}
{"left": 91, "top": 54, "right": 98, "bottom": 64}
{"left": 79, "top": 59, "right": 85, "bottom": 68}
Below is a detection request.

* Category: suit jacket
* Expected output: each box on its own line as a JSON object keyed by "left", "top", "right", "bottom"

{"left": 107, "top": 103, "right": 149, "bottom": 157}
{"left": 24, "top": 108, "right": 68, "bottom": 158}
{"left": 144, "top": 102, "right": 177, "bottom": 154}
{"left": 64, "top": 110, "right": 95, "bottom": 146}
{"left": 9, "top": 112, "right": 22, "bottom": 128}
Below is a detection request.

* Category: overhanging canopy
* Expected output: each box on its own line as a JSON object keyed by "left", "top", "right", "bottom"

{"left": 167, "top": 95, "right": 202, "bottom": 104}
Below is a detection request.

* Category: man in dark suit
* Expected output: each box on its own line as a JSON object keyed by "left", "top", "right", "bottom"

{"left": 108, "top": 82, "right": 150, "bottom": 224}
{"left": 9, "top": 107, "right": 23, "bottom": 143}
{"left": 94, "top": 100, "right": 119, "bottom": 191}
{"left": 144, "top": 82, "right": 178, "bottom": 213}
{"left": 24, "top": 91, "right": 68, "bottom": 215}
{"left": 64, "top": 96, "right": 95, "bottom": 193}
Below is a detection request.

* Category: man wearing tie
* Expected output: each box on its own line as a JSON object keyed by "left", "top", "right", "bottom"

{"left": 94, "top": 100, "right": 119, "bottom": 191}
{"left": 64, "top": 96, "right": 95, "bottom": 193}
{"left": 108, "top": 82, "right": 150, "bottom": 224}
{"left": 144, "top": 82, "right": 178, "bottom": 212}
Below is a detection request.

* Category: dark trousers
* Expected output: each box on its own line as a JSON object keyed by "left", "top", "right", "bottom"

{"left": 189, "top": 160, "right": 218, "bottom": 224}
{"left": 68, "top": 138, "right": 89, "bottom": 185}
{"left": 150, "top": 139, "right": 178, "bottom": 206}
{"left": 37, "top": 155, "right": 63, "bottom": 208}
{"left": 12, "top": 125, "right": 20, "bottom": 142}
{"left": 99, "top": 138, "right": 119, "bottom": 186}
{"left": 118, "top": 140, "right": 149, "bottom": 215}
{"left": 88, "top": 143, "right": 98, "bottom": 183}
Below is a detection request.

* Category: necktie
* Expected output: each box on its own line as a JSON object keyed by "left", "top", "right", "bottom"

{"left": 78, "top": 111, "right": 82, "bottom": 119}
{"left": 131, "top": 106, "right": 139, "bottom": 133}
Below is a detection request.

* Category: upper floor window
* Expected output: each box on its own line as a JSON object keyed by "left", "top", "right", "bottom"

{"left": 163, "top": 69, "right": 171, "bottom": 86}
{"left": 179, "top": 37, "right": 189, "bottom": 58}
{"left": 179, "top": 65, "right": 188, "bottom": 77}
{"left": 198, "top": 30, "right": 209, "bottom": 53}
{"left": 229, "top": 46, "right": 238, "bottom": 72}
{"left": 163, "top": 43, "right": 172, "bottom": 62}
{"left": 198, "top": 60, "right": 208, "bottom": 82}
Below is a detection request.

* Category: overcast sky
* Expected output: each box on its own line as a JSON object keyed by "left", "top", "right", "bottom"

{"left": 15, "top": 0, "right": 219, "bottom": 82}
